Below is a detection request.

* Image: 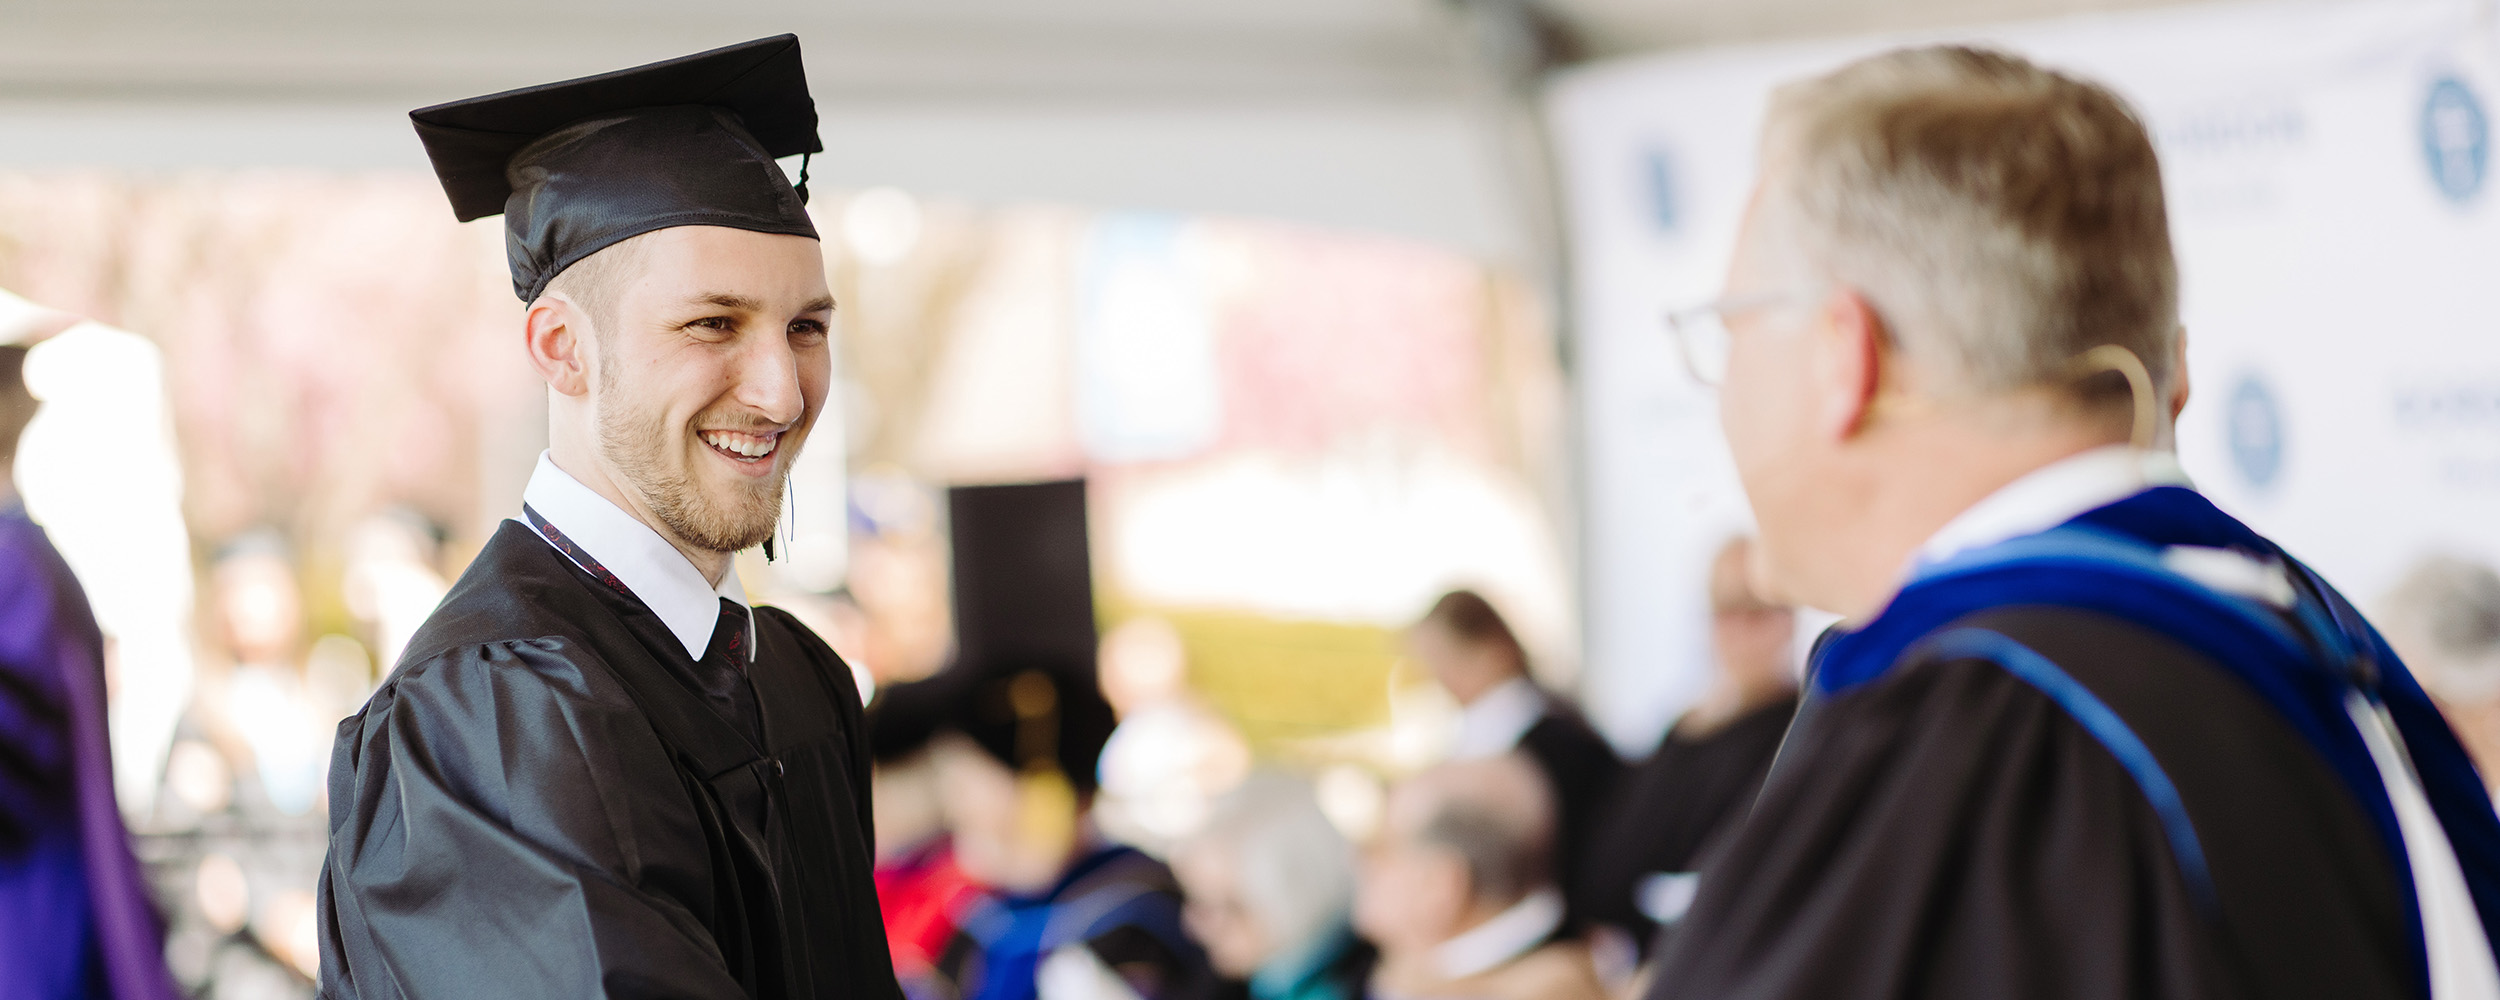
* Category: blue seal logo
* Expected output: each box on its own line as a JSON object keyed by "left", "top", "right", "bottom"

{"left": 1642, "top": 146, "right": 1679, "bottom": 235}
{"left": 2227, "top": 374, "right": 2284, "bottom": 491}
{"left": 2423, "top": 76, "right": 2489, "bottom": 203}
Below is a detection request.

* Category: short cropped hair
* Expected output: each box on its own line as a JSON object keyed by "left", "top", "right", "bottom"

{"left": 1761, "top": 45, "right": 2179, "bottom": 407}
{"left": 541, "top": 231, "right": 653, "bottom": 334}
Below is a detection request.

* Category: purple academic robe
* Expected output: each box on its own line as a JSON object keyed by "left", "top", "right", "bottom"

{"left": 0, "top": 501, "right": 176, "bottom": 1000}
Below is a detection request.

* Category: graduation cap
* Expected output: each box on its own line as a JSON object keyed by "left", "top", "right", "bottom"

{"left": 411, "top": 35, "right": 824, "bottom": 302}
{"left": 872, "top": 665, "right": 1118, "bottom": 797}
{"left": 869, "top": 480, "right": 1115, "bottom": 790}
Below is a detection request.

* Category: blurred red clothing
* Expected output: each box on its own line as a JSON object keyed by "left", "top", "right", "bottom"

{"left": 876, "top": 839, "right": 985, "bottom": 975}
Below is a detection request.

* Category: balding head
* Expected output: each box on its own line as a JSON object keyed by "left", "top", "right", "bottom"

{"left": 1397, "top": 755, "right": 1555, "bottom": 903}
{"left": 1355, "top": 755, "right": 1557, "bottom": 955}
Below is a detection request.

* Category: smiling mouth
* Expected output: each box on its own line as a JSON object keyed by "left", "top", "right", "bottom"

{"left": 700, "top": 429, "right": 782, "bottom": 464}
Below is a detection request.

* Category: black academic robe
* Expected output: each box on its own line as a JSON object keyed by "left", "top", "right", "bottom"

{"left": 1650, "top": 606, "right": 2412, "bottom": 1000}
{"left": 1574, "top": 695, "right": 1795, "bottom": 944}
{"left": 316, "top": 521, "right": 901, "bottom": 1000}
{"left": 1514, "top": 697, "right": 1623, "bottom": 926}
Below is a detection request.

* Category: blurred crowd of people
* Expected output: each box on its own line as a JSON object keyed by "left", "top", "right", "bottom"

{"left": 859, "top": 533, "right": 2500, "bottom": 1000}
{"left": 858, "top": 534, "right": 1807, "bottom": 1000}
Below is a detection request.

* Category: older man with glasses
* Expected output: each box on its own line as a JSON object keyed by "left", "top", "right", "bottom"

{"left": 1646, "top": 45, "right": 2500, "bottom": 1000}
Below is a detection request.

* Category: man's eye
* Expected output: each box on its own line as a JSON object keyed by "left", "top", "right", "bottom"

{"left": 790, "top": 320, "right": 829, "bottom": 339}
{"left": 688, "top": 316, "right": 734, "bottom": 331}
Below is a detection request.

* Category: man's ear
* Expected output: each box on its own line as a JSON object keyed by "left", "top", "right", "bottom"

{"left": 525, "top": 294, "right": 593, "bottom": 397}
{"left": 2168, "top": 325, "right": 2193, "bottom": 422}
{"left": 1813, "top": 287, "right": 1887, "bottom": 441}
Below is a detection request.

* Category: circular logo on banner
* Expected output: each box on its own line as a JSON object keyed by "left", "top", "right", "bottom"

{"left": 2228, "top": 374, "right": 2285, "bottom": 491}
{"left": 1642, "top": 146, "right": 1680, "bottom": 235}
{"left": 2423, "top": 76, "right": 2489, "bottom": 203}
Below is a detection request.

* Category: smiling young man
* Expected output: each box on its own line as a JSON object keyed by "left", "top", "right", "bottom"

{"left": 316, "top": 38, "right": 900, "bottom": 1000}
{"left": 1648, "top": 47, "right": 2500, "bottom": 1000}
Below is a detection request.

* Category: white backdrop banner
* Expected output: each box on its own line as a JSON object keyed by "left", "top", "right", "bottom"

{"left": 1550, "top": 0, "right": 2500, "bottom": 750}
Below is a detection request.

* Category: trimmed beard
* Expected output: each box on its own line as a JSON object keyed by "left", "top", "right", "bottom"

{"left": 596, "top": 384, "right": 787, "bottom": 555}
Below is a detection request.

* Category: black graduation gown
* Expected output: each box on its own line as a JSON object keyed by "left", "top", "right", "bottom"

{"left": 1650, "top": 606, "right": 2412, "bottom": 1000}
{"left": 1514, "top": 696, "right": 1624, "bottom": 926}
{"left": 1574, "top": 695, "right": 1795, "bottom": 943}
{"left": 316, "top": 520, "right": 901, "bottom": 1000}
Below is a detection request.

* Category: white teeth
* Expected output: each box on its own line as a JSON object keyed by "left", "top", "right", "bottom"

{"left": 703, "top": 431, "right": 775, "bottom": 458}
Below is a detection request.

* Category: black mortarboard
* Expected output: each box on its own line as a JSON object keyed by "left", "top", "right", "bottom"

{"left": 411, "top": 35, "right": 823, "bottom": 302}
{"left": 868, "top": 480, "right": 1115, "bottom": 793}
{"left": 871, "top": 666, "right": 1118, "bottom": 796}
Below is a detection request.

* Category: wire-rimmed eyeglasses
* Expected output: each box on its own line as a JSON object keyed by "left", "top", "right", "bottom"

{"left": 1662, "top": 290, "right": 1813, "bottom": 386}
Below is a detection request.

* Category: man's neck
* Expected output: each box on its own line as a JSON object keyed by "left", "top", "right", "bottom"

{"left": 1811, "top": 405, "right": 2126, "bottom": 620}
{"left": 546, "top": 445, "right": 731, "bottom": 587}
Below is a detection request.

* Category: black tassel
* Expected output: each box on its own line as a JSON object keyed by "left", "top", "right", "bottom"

{"left": 794, "top": 153, "right": 812, "bottom": 205}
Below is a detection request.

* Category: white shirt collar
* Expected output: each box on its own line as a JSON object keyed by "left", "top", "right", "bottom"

{"left": 1447, "top": 677, "right": 1544, "bottom": 760}
{"left": 1910, "top": 444, "right": 2301, "bottom": 610}
{"left": 1914, "top": 445, "right": 2193, "bottom": 571}
{"left": 521, "top": 452, "right": 753, "bottom": 663}
{"left": 1433, "top": 886, "right": 1563, "bottom": 980}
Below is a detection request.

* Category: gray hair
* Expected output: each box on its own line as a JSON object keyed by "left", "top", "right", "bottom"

{"left": 1759, "top": 45, "right": 2179, "bottom": 409}
{"left": 1185, "top": 772, "right": 1356, "bottom": 952}
{"left": 1404, "top": 754, "right": 1554, "bottom": 906}
{"left": 2380, "top": 555, "right": 2500, "bottom": 704}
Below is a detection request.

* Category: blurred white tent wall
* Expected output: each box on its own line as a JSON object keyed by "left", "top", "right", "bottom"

{"left": 1553, "top": 0, "right": 2500, "bottom": 748}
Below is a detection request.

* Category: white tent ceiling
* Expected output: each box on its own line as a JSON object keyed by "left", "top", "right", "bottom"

{"left": 2, "top": 0, "right": 2197, "bottom": 102}
{"left": 0, "top": 0, "right": 2194, "bottom": 261}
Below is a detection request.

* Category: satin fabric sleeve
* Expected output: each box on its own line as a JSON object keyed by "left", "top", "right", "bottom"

{"left": 1648, "top": 656, "right": 2243, "bottom": 1000}
{"left": 317, "top": 638, "right": 744, "bottom": 1000}
{"left": 0, "top": 553, "right": 74, "bottom": 852}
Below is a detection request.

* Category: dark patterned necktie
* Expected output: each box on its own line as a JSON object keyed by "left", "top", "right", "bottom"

{"left": 700, "top": 597, "right": 766, "bottom": 750}
{"left": 524, "top": 504, "right": 765, "bottom": 750}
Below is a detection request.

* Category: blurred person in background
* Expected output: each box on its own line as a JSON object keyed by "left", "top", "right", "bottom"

{"left": 1655, "top": 45, "right": 2500, "bottom": 1000}
{"left": 1353, "top": 755, "right": 1603, "bottom": 1000}
{"left": 1405, "top": 590, "right": 1618, "bottom": 927}
{"left": 1171, "top": 772, "right": 1373, "bottom": 1000}
{"left": 872, "top": 745, "right": 987, "bottom": 992}
{"left": 2380, "top": 556, "right": 2500, "bottom": 796}
{"left": 1575, "top": 537, "right": 1797, "bottom": 977}
{"left": 909, "top": 667, "right": 1212, "bottom": 1000}
{"left": 318, "top": 37, "right": 899, "bottom": 1000}
{"left": 340, "top": 508, "right": 450, "bottom": 673}
{"left": 1094, "top": 616, "right": 1252, "bottom": 854}
{"left": 0, "top": 337, "right": 180, "bottom": 999}
{"left": 147, "top": 531, "right": 345, "bottom": 992}
{"left": 206, "top": 533, "right": 332, "bottom": 817}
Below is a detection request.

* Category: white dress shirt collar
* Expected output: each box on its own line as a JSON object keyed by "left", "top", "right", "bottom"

{"left": 1447, "top": 677, "right": 1545, "bottom": 760}
{"left": 521, "top": 452, "right": 752, "bottom": 663}
{"left": 1433, "top": 886, "right": 1563, "bottom": 980}
{"left": 1914, "top": 445, "right": 2193, "bottom": 572}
